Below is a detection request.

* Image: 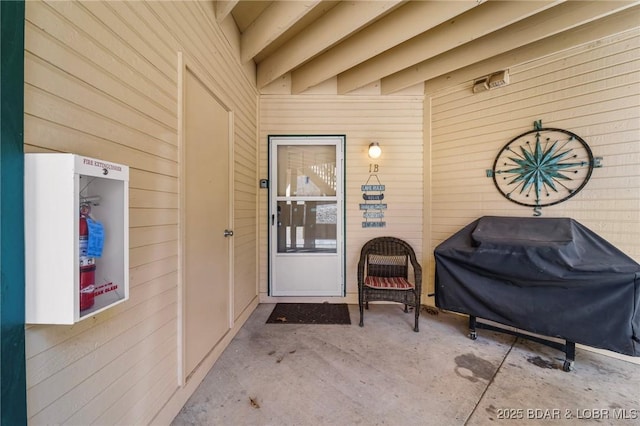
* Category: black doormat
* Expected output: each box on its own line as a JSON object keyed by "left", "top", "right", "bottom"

{"left": 266, "top": 303, "right": 351, "bottom": 325}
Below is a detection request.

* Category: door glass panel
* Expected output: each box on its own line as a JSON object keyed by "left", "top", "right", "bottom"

{"left": 277, "top": 201, "right": 337, "bottom": 253}
{"left": 277, "top": 145, "right": 337, "bottom": 196}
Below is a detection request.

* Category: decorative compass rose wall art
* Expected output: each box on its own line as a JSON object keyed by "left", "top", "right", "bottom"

{"left": 487, "top": 121, "right": 602, "bottom": 216}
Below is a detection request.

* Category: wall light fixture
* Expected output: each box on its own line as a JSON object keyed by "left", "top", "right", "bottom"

{"left": 368, "top": 142, "right": 382, "bottom": 159}
{"left": 472, "top": 69, "right": 510, "bottom": 94}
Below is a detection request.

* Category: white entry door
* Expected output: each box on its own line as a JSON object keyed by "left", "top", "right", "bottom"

{"left": 269, "top": 136, "right": 344, "bottom": 296}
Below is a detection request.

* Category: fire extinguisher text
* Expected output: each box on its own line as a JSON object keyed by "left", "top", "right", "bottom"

{"left": 94, "top": 282, "right": 117, "bottom": 296}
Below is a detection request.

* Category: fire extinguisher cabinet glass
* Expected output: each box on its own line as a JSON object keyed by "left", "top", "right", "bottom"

{"left": 24, "top": 153, "right": 129, "bottom": 324}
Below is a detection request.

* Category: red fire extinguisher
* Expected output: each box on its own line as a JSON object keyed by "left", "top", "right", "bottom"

{"left": 79, "top": 204, "right": 95, "bottom": 311}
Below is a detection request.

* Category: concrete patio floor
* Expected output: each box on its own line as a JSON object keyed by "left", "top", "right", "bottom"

{"left": 172, "top": 304, "right": 640, "bottom": 425}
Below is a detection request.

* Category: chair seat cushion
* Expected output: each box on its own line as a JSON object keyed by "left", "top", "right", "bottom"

{"left": 364, "top": 276, "right": 414, "bottom": 290}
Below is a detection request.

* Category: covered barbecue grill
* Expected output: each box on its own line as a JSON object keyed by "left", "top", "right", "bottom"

{"left": 435, "top": 216, "right": 640, "bottom": 370}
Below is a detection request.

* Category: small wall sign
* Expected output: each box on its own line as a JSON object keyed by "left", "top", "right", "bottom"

{"left": 360, "top": 165, "right": 386, "bottom": 228}
{"left": 363, "top": 211, "right": 385, "bottom": 219}
{"left": 361, "top": 184, "right": 385, "bottom": 191}
{"left": 362, "top": 221, "right": 386, "bottom": 228}
{"left": 359, "top": 203, "right": 387, "bottom": 210}
{"left": 363, "top": 193, "right": 384, "bottom": 201}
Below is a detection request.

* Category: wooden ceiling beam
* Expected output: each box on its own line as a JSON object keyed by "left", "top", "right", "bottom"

{"left": 215, "top": 0, "right": 238, "bottom": 23}
{"left": 424, "top": 5, "right": 640, "bottom": 94}
{"left": 241, "top": 0, "right": 322, "bottom": 64}
{"left": 290, "top": 1, "right": 478, "bottom": 94}
{"left": 257, "top": 0, "right": 403, "bottom": 90}
{"left": 382, "top": 1, "right": 639, "bottom": 94}
{"left": 337, "top": 0, "right": 561, "bottom": 94}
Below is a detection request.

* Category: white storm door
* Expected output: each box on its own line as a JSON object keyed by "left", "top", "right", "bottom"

{"left": 269, "top": 136, "right": 344, "bottom": 296}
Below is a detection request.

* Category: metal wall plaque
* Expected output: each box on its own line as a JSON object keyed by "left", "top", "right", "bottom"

{"left": 361, "top": 184, "right": 385, "bottom": 191}
{"left": 363, "top": 211, "right": 385, "bottom": 219}
{"left": 490, "top": 120, "right": 597, "bottom": 216}
{"left": 362, "top": 221, "right": 386, "bottom": 228}
{"left": 359, "top": 203, "right": 387, "bottom": 210}
{"left": 361, "top": 172, "right": 386, "bottom": 227}
{"left": 362, "top": 193, "right": 384, "bottom": 201}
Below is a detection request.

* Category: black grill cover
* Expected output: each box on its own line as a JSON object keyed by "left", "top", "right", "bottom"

{"left": 434, "top": 216, "right": 640, "bottom": 356}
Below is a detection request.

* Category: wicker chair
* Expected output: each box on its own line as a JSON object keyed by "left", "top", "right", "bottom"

{"left": 358, "top": 237, "right": 422, "bottom": 332}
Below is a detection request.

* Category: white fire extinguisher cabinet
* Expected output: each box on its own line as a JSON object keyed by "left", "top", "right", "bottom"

{"left": 25, "top": 153, "right": 129, "bottom": 324}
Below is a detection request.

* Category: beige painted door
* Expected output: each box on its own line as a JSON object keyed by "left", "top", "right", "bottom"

{"left": 184, "top": 69, "right": 231, "bottom": 379}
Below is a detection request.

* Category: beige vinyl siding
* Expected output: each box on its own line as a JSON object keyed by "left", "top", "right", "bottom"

{"left": 426, "top": 29, "right": 640, "bottom": 295}
{"left": 24, "top": 1, "right": 257, "bottom": 424}
{"left": 259, "top": 95, "right": 424, "bottom": 302}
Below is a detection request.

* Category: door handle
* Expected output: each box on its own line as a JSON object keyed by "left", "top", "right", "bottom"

{"left": 224, "top": 229, "right": 234, "bottom": 237}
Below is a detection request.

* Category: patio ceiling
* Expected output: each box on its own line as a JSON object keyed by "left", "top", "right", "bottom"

{"left": 215, "top": 0, "right": 640, "bottom": 94}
